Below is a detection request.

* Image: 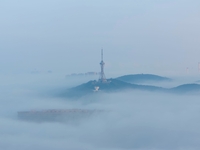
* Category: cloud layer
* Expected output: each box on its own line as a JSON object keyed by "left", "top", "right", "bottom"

{"left": 1, "top": 74, "right": 200, "bottom": 150}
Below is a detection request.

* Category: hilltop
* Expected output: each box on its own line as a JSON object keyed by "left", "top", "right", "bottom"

{"left": 61, "top": 78, "right": 165, "bottom": 98}
{"left": 170, "top": 83, "right": 200, "bottom": 94}
{"left": 116, "top": 74, "right": 171, "bottom": 84}
{"left": 58, "top": 74, "right": 200, "bottom": 98}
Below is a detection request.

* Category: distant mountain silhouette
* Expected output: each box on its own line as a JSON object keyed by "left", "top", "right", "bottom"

{"left": 116, "top": 74, "right": 171, "bottom": 84}
{"left": 75, "top": 79, "right": 164, "bottom": 91}
{"left": 61, "top": 78, "right": 165, "bottom": 98}
{"left": 58, "top": 74, "right": 200, "bottom": 98}
{"left": 170, "top": 84, "right": 200, "bottom": 93}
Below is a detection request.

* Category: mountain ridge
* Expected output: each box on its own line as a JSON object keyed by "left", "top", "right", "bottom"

{"left": 116, "top": 74, "right": 171, "bottom": 84}
{"left": 59, "top": 74, "right": 200, "bottom": 98}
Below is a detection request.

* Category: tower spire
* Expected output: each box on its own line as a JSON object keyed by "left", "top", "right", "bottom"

{"left": 101, "top": 49, "right": 103, "bottom": 61}
{"left": 99, "top": 49, "right": 107, "bottom": 83}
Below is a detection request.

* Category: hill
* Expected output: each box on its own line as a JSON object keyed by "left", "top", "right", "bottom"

{"left": 61, "top": 78, "right": 165, "bottom": 98}
{"left": 58, "top": 76, "right": 200, "bottom": 98}
{"left": 170, "top": 83, "right": 200, "bottom": 94}
{"left": 116, "top": 74, "right": 171, "bottom": 84}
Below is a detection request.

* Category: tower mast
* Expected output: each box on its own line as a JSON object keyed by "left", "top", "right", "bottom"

{"left": 99, "top": 49, "right": 107, "bottom": 83}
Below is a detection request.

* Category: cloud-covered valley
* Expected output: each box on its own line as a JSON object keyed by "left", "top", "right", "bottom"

{"left": 1, "top": 74, "right": 200, "bottom": 150}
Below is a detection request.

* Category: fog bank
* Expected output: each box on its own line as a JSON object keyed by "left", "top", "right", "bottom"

{"left": 1, "top": 74, "right": 200, "bottom": 150}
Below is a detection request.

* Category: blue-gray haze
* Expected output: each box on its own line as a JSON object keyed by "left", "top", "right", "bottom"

{"left": 1, "top": 75, "right": 200, "bottom": 150}
{"left": 1, "top": 1, "right": 200, "bottom": 150}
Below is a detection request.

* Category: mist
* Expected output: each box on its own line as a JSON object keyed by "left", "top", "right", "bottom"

{"left": 1, "top": 73, "right": 200, "bottom": 150}
{"left": 1, "top": 0, "right": 200, "bottom": 149}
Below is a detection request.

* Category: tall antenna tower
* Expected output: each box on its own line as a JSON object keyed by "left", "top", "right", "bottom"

{"left": 99, "top": 49, "right": 107, "bottom": 83}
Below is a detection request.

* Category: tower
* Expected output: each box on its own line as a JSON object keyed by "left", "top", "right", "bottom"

{"left": 99, "top": 49, "right": 107, "bottom": 83}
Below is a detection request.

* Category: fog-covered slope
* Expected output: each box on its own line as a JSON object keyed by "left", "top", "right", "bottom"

{"left": 61, "top": 79, "right": 200, "bottom": 98}
{"left": 170, "top": 84, "right": 200, "bottom": 93}
{"left": 116, "top": 74, "right": 171, "bottom": 84}
{"left": 61, "top": 78, "right": 165, "bottom": 98}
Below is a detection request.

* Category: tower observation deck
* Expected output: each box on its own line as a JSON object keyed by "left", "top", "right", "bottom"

{"left": 99, "top": 49, "right": 107, "bottom": 83}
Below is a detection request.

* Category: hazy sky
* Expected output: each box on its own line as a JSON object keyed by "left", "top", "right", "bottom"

{"left": 2, "top": 2, "right": 200, "bottom": 149}
{"left": 1, "top": 0, "right": 200, "bottom": 77}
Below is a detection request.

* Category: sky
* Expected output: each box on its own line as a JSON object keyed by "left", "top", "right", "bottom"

{"left": 1, "top": 0, "right": 200, "bottom": 77}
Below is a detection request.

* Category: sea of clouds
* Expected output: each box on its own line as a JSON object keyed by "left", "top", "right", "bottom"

{"left": 1, "top": 73, "right": 200, "bottom": 150}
